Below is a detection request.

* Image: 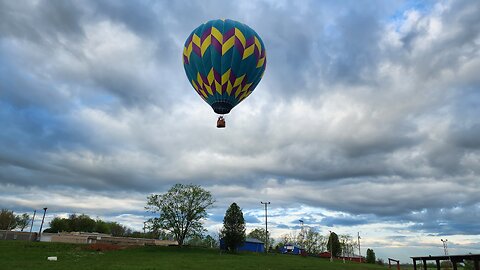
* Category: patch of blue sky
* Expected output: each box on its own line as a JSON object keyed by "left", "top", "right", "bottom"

{"left": 389, "top": 0, "right": 436, "bottom": 28}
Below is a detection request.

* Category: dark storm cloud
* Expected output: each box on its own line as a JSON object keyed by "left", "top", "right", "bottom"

{"left": 406, "top": 204, "right": 480, "bottom": 235}
{"left": 0, "top": 0, "right": 84, "bottom": 43}
{"left": 321, "top": 215, "right": 369, "bottom": 227}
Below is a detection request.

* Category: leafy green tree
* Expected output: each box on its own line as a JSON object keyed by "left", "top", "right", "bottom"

{"left": 49, "top": 217, "right": 70, "bottom": 232}
{"left": 204, "top": 235, "right": 218, "bottom": 248}
{"left": 221, "top": 203, "right": 245, "bottom": 252}
{"left": 366, "top": 248, "right": 376, "bottom": 263}
{"left": 107, "top": 222, "right": 128, "bottom": 236}
{"left": 94, "top": 219, "right": 111, "bottom": 234}
{"left": 16, "top": 213, "right": 30, "bottom": 231}
{"left": 248, "top": 227, "right": 274, "bottom": 250}
{"left": 327, "top": 232, "right": 341, "bottom": 257}
{"left": 463, "top": 260, "right": 473, "bottom": 270}
{"left": 0, "top": 209, "right": 17, "bottom": 230}
{"left": 146, "top": 184, "right": 215, "bottom": 246}
{"left": 69, "top": 214, "right": 96, "bottom": 232}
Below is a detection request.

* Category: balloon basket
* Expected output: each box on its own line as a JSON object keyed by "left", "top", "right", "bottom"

{"left": 217, "top": 116, "right": 226, "bottom": 128}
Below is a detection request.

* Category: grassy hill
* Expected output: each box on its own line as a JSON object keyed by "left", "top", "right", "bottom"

{"left": 0, "top": 240, "right": 388, "bottom": 270}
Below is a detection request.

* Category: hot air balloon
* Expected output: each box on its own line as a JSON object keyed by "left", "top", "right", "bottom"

{"left": 183, "top": 19, "right": 267, "bottom": 128}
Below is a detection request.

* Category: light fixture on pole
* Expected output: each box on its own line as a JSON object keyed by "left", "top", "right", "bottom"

{"left": 38, "top": 207, "right": 47, "bottom": 241}
{"left": 260, "top": 201, "right": 270, "bottom": 253}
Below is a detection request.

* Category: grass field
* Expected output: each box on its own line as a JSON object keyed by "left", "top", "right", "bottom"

{"left": 0, "top": 240, "right": 389, "bottom": 270}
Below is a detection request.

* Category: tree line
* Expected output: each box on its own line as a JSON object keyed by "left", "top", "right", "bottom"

{"left": 276, "top": 228, "right": 358, "bottom": 256}
{"left": 44, "top": 214, "right": 136, "bottom": 237}
{"left": 0, "top": 209, "right": 31, "bottom": 231}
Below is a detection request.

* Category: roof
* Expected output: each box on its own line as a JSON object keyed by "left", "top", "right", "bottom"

{"left": 245, "top": 237, "right": 264, "bottom": 244}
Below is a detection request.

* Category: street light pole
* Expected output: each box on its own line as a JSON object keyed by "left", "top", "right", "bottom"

{"left": 260, "top": 201, "right": 270, "bottom": 253}
{"left": 329, "top": 230, "right": 333, "bottom": 262}
{"left": 29, "top": 210, "right": 36, "bottom": 241}
{"left": 358, "top": 232, "right": 362, "bottom": 262}
{"left": 441, "top": 239, "right": 449, "bottom": 256}
{"left": 38, "top": 207, "right": 47, "bottom": 241}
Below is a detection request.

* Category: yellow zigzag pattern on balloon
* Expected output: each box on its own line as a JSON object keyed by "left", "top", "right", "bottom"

{"left": 190, "top": 67, "right": 254, "bottom": 100}
{"left": 183, "top": 26, "right": 264, "bottom": 67}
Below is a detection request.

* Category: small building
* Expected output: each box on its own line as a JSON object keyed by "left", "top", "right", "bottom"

{"left": 318, "top": 251, "right": 365, "bottom": 262}
{"left": 281, "top": 243, "right": 304, "bottom": 255}
{"left": 319, "top": 251, "right": 332, "bottom": 258}
{"left": 220, "top": 237, "right": 264, "bottom": 253}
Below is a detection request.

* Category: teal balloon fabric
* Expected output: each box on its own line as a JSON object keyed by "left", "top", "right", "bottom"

{"left": 183, "top": 19, "right": 266, "bottom": 114}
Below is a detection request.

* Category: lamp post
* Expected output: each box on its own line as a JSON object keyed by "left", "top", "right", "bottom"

{"left": 440, "top": 239, "right": 448, "bottom": 256}
{"left": 260, "top": 201, "right": 270, "bottom": 253}
{"left": 441, "top": 239, "right": 452, "bottom": 267}
{"left": 29, "top": 210, "right": 36, "bottom": 241}
{"left": 329, "top": 230, "right": 333, "bottom": 262}
{"left": 38, "top": 207, "right": 47, "bottom": 241}
{"left": 299, "top": 220, "right": 304, "bottom": 247}
{"left": 358, "top": 232, "right": 362, "bottom": 262}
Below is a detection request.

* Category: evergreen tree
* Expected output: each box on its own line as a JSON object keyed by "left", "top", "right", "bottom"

{"left": 327, "top": 232, "right": 341, "bottom": 257}
{"left": 221, "top": 203, "right": 245, "bottom": 252}
{"left": 366, "top": 248, "right": 376, "bottom": 263}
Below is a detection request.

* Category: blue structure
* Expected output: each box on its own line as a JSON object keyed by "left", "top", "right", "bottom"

{"left": 281, "top": 243, "right": 303, "bottom": 255}
{"left": 220, "top": 237, "right": 264, "bottom": 253}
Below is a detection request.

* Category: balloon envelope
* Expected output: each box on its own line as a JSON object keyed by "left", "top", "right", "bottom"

{"left": 183, "top": 19, "right": 266, "bottom": 114}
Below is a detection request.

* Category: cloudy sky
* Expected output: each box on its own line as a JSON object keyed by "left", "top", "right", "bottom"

{"left": 1, "top": 0, "right": 479, "bottom": 262}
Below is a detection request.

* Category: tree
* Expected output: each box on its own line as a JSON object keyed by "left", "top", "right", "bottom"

{"left": 146, "top": 183, "right": 215, "bottom": 246}
{"left": 327, "top": 232, "right": 341, "bottom": 257}
{"left": 69, "top": 214, "right": 96, "bottom": 232}
{"left": 48, "top": 217, "right": 70, "bottom": 232}
{"left": 108, "top": 222, "right": 128, "bottom": 236}
{"left": 366, "top": 248, "right": 376, "bottom": 263}
{"left": 302, "top": 228, "right": 320, "bottom": 254}
{"left": 0, "top": 209, "right": 17, "bottom": 230}
{"left": 94, "top": 219, "right": 111, "bottom": 234}
{"left": 248, "top": 228, "right": 274, "bottom": 250}
{"left": 204, "top": 235, "right": 218, "bottom": 248}
{"left": 16, "top": 213, "right": 31, "bottom": 231}
{"left": 463, "top": 260, "right": 474, "bottom": 270}
{"left": 221, "top": 202, "right": 245, "bottom": 252}
{"left": 339, "top": 234, "right": 355, "bottom": 258}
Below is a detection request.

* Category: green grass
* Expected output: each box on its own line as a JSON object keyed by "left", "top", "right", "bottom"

{"left": 0, "top": 240, "right": 388, "bottom": 270}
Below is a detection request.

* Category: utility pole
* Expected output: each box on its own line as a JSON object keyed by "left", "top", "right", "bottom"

{"left": 260, "top": 201, "right": 270, "bottom": 253}
{"left": 358, "top": 232, "right": 362, "bottom": 262}
{"left": 38, "top": 207, "right": 47, "bottom": 241}
{"left": 29, "top": 210, "right": 36, "bottom": 240}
